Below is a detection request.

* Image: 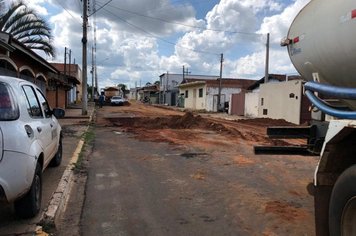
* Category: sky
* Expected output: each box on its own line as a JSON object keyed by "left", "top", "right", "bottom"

{"left": 18, "top": 0, "right": 310, "bottom": 89}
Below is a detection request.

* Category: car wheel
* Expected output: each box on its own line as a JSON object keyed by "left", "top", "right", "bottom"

{"left": 50, "top": 136, "right": 62, "bottom": 167}
{"left": 329, "top": 164, "right": 356, "bottom": 236}
{"left": 14, "top": 162, "right": 42, "bottom": 218}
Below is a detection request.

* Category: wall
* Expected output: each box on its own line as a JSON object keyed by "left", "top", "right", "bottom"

{"left": 206, "top": 87, "right": 241, "bottom": 112}
{"left": 159, "top": 73, "right": 220, "bottom": 105}
{"left": 244, "top": 91, "right": 259, "bottom": 117}
{"left": 180, "top": 85, "right": 206, "bottom": 110}
{"left": 47, "top": 89, "right": 66, "bottom": 109}
{"left": 258, "top": 80, "right": 303, "bottom": 124}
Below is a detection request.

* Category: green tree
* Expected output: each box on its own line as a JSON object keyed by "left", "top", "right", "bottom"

{"left": 0, "top": 0, "right": 55, "bottom": 57}
{"left": 117, "top": 83, "right": 127, "bottom": 92}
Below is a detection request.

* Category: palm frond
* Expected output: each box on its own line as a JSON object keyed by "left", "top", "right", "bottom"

{"left": 0, "top": 0, "right": 55, "bottom": 57}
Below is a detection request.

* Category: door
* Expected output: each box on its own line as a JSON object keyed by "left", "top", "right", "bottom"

{"left": 22, "top": 85, "right": 56, "bottom": 166}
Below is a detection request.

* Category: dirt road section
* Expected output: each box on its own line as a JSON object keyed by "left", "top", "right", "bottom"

{"left": 90, "top": 102, "right": 318, "bottom": 235}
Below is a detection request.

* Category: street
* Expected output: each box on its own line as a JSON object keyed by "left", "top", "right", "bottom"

{"left": 58, "top": 102, "right": 318, "bottom": 235}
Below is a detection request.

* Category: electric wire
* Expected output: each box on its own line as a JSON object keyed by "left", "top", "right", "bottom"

{"left": 102, "top": 7, "right": 220, "bottom": 56}
{"left": 96, "top": 1, "right": 259, "bottom": 36}
{"left": 52, "top": 0, "right": 82, "bottom": 24}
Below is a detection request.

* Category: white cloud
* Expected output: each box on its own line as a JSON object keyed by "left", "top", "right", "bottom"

{"left": 24, "top": 0, "right": 311, "bottom": 88}
{"left": 258, "top": 0, "right": 310, "bottom": 42}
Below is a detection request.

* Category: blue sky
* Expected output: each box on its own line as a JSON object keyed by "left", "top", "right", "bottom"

{"left": 22, "top": 0, "right": 310, "bottom": 89}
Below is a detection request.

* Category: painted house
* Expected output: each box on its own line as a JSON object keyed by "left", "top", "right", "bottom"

{"left": 138, "top": 84, "right": 159, "bottom": 104}
{"left": 159, "top": 73, "right": 218, "bottom": 106}
{"left": 178, "top": 78, "right": 255, "bottom": 112}
{"left": 0, "top": 32, "right": 70, "bottom": 109}
{"left": 246, "top": 74, "right": 311, "bottom": 124}
{"left": 51, "top": 63, "right": 81, "bottom": 105}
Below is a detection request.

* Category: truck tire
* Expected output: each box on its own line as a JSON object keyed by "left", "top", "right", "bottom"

{"left": 50, "top": 136, "right": 62, "bottom": 167}
{"left": 14, "top": 162, "right": 42, "bottom": 218}
{"left": 329, "top": 164, "right": 356, "bottom": 236}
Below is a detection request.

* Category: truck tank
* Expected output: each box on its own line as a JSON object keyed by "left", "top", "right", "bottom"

{"left": 285, "top": 0, "right": 356, "bottom": 90}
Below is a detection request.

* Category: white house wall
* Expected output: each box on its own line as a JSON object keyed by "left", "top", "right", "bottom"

{"left": 180, "top": 85, "right": 206, "bottom": 110}
{"left": 244, "top": 92, "right": 259, "bottom": 117}
{"left": 258, "top": 80, "right": 303, "bottom": 124}
{"left": 206, "top": 87, "right": 242, "bottom": 112}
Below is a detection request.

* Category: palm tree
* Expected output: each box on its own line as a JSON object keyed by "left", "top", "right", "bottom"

{"left": 0, "top": 0, "right": 55, "bottom": 57}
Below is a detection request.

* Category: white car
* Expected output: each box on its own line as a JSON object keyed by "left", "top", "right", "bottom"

{"left": 110, "top": 96, "right": 125, "bottom": 106}
{"left": 0, "top": 76, "right": 64, "bottom": 218}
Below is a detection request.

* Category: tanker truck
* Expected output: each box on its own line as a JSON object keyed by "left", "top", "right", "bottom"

{"left": 256, "top": 0, "right": 356, "bottom": 235}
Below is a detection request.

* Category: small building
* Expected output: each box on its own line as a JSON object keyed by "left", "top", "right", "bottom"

{"left": 178, "top": 78, "right": 255, "bottom": 112}
{"left": 51, "top": 63, "right": 81, "bottom": 105}
{"left": 159, "top": 73, "right": 219, "bottom": 106}
{"left": 138, "top": 84, "right": 159, "bottom": 103}
{"left": 246, "top": 74, "right": 311, "bottom": 124}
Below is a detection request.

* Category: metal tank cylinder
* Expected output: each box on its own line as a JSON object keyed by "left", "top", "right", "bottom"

{"left": 286, "top": 0, "right": 356, "bottom": 88}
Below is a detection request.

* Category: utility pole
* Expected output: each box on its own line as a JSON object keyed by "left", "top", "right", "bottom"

{"left": 182, "top": 65, "right": 190, "bottom": 83}
{"left": 68, "top": 49, "right": 72, "bottom": 77}
{"left": 91, "top": 46, "right": 94, "bottom": 102}
{"left": 217, "top": 53, "right": 223, "bottom": 112}
{"left": 182, "top": 66, "right": 185, "bottom": 81}
{"left": 164, "top": 71, "right": 168, "bottom": 104}
{"left": 264, "top": 33, "right": 270, "bottom": 84}
{"left": 64, "top": 47, "right": 67, "bottom": 77}
{"left": 82, "top": 0, "right": 88, "bottom": 115}
{"left": 93, "top": 0, "right": 98, "bottom": 97}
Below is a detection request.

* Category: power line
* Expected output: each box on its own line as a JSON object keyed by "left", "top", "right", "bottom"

{"left": 52, "top": 0, "right": 82, "bottom": 24}
{"left": 102, "top": 7, "right": 220, "bottom": 56}
{"left": 96, "top": 1, "right": 259, "bottom": 36}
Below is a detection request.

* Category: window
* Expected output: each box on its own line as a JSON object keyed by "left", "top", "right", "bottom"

{"left": 22, "top": 85, "right": 43, "bottom": 118}
{"left": 0, "top": 82, "right": 19, "bottom": 120}
{"left": 263, "top": 109, "right": 268, "bottom": 115}
{"left": 185, "top": 90, "right": 188, "bottom": 98}
{"left": 36, "top": 89, "right": 51, "bottom": 118}
{"left": 199, "top": 88, "right": 203, "bottom": 97}
{"left": 261, "top": 98, "right": 264, "bottom": 106}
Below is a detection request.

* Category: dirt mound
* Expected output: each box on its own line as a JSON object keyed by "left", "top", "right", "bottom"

{"left": 106, "top": 112, "right": 296, "bottom": 144}
{"left": 237, "top": 118, "right": 294, "bottom": 127}
{"left": 108, "top": 112, "right": 206, "bottom": 130}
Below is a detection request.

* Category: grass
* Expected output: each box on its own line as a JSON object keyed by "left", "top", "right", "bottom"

{"left": 72, "top": 125, "right": 95, "bottom": 172}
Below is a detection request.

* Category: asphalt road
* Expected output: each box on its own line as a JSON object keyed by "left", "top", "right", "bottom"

{"left": 75, "top": 105, "right": 317, "bottom": 236}
{"left": 81, "top": 128, "right": 252, "bottom": 236}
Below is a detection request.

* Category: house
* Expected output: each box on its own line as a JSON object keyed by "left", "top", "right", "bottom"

{"left": 159, "top": 73, "right": 218, "bottom": 106}
{"left": 0, "top": 32, "right": 69, "bottom": 109}
{"left": 245, "top": 74, "right": 311, "bottom": 124}
{"left": 51, "top": 63, "right": 82, "bottom": 105}
{"left": 178, "top": 78, "right": 255, "bottom": 112}
{"left": 244, "top": 74, "right": 289, "bottom": 118}
{"left": 138, "top": 84, "right": 159, "bottom": 103}
{"left": 129, "top": 87, "right": 139, "bottom": 100}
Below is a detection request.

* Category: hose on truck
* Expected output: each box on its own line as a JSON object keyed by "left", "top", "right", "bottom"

{"left": 304, "top": 81, "right": 356, "bottom": 119}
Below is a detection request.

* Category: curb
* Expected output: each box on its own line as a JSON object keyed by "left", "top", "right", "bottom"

{"left": 40, "top": 107, "right": 95, "bottom": 229}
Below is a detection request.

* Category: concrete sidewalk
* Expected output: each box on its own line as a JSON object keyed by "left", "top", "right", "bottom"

{"left": 41, "top": 103, "right": 95, "bottom": 228}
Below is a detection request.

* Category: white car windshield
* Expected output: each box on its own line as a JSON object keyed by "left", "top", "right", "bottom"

{"left": 0, "top": 82, "right": 19, "bottom": 121}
